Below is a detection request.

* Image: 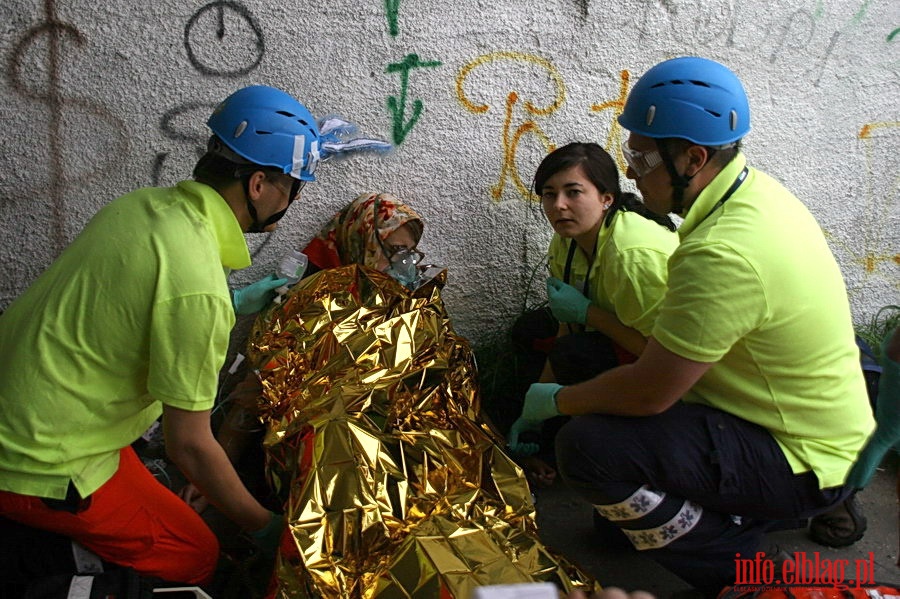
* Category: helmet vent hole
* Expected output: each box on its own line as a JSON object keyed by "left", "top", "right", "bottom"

{"left": 730, "top": 110, "right": 738, "bottom": 130}
{"left": 705, "top": 109, "right": 722, "bottom": 118}
{"left": 233, "top": 121, "right": 248, "bottom": 138}
{"left": 275, "top": 110, "right": 295, "bottom": 117}
{"left": 690, "top": 80, "right": 711, "bottom": 88}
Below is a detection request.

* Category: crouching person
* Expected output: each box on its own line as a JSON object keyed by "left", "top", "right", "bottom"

{"left": 0, "top": 84, "right": 322, "bottom": 586}
{"left": 511, "top": 57, "right": 874, "bottom": 597}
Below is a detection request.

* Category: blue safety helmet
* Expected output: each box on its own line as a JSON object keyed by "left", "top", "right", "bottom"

{"left": 207, "top": 85, "right": 321, "bottom": 181}
{"left": 618, "top": 57, "right": 750, "bottom": 147}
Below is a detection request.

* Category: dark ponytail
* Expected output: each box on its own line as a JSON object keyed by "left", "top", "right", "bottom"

{"left": 612, "top": 192, "right": 676, "bottom": 231}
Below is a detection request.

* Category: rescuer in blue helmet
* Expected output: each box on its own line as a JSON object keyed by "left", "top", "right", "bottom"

{"left": 0, "top": 85, "right": 322, "bottom": 586}
{"left": 510, "top": 57, "right": 873, "bottom": 596}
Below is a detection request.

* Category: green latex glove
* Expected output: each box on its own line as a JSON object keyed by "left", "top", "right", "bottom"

{"left": 507, "top": 383, "right": 564, "bottom": 455}
{"left": 846, "top": 327, "right": 900, "bottom": 489}
{"left": 522, "top": 382, "right": 563, "bottom": 421}
{"left": 546, "top": 277, "right": 590, "bottom": 325}
{"left": 249, "top": 510, "right": 285, "bottom": 557}
{"left": 232, "top": 274, "right": 289, "bottom": 315}
{"left": 507, "top": 417, "right": 542, "bottom": 456}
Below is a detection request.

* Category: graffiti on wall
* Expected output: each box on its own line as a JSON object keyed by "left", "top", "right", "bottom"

{"left": 3, "top": 0, "right": 896, "bottom": 281}
{"left": 386, "top": 54, "right": 442, "bottom": 145}
{"left": 821, "top": 119, "right": 899, "bottom": 295}
{"left": 385, "top": 0, "right": 402, "bottom": 37}
{"left": 7, "top": 0, "right": 128, "bottom": 253}
{"left": 456, "top": 52, "right": 566, "bottom": 202}
{"left": 590, "top": 70, "right": 631, "bottom": 173}
{"left": 854, "top": 121, "right": 900, "bottom": 287}
{"left": 184, "top": 0, "right": 265, "bottom": 77}
{"left": 153, "top": 1, "right": 265, "bottom": 188}
{"left": 382, "top": 2, "right": 440, "bottom": 145}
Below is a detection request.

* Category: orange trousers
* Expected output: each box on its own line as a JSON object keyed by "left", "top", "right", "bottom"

{"left": 0, "top": 446, "right": 219, "bottom": 586}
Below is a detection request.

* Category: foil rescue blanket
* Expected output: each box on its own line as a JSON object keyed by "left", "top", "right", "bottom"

{"left": 246, "top": 264, "right": 598, "bottom": 598}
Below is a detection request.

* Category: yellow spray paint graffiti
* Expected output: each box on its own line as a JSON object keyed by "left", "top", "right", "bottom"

{"left": 827, "top": 120, "right": 900, "bottom": 293}
{"left": 857, "top": 121, "right": 900, "bottom": 276}
{"left": 589, "top": 69, "right": 631, "bottom": 173}
{"left": 456, "top": 51, "right": 565, "bottom": 202}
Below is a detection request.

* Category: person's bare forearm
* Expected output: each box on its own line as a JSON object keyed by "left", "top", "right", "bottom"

{"left": 584, "top": 305, "right": 647, "bottom": 356}
{"left": 163, "top": 406, "right": 271, "bottom": 532}
{"left": 169, "top": 436, "right": 270, "bottom": 531}
{"left": 555, "top": 362, "right": 668, "bottom": 417}
{"left": 554, "top": 338, "right": 714, "bottom": 417}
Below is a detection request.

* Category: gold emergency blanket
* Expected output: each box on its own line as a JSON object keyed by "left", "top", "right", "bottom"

{"left": 247, "top": 264, "right": 598, "bottom": 598}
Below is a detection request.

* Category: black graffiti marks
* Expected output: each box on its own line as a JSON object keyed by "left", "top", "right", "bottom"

{"left": 7, "top": 0, "right": 127, "bottom": 253}
{"left": 157, "top": 2, "right": 265, "bottom": 184}
{"left": 184, "top": 1, "right": 265, "bottom": 77}
{"left": 769, "top": 10, "right": 817, "bottom": 64}
{"left": 152, "top": 101, "right": 218, "bottom": 185}
{"left": 634, "top": 0, "right": 735, "bottom": 47}
{"left": 575, "top": 0, "right": 590, "bottom": 22}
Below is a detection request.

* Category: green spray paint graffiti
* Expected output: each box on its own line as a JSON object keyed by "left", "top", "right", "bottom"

{"left": 385, "top": 0, "right": 401, "bottom": 37}
{"left": 385, "top": 53, "right": 442, "bottom": 145}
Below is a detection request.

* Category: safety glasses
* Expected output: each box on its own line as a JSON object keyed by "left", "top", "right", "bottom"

{"left": 270, "top": 175, "right": 305, "bottom": 204}
{"left": 621, "top": 141, "right": 663, "bottom": 178}
{"left": 384, "top": 245, "right": 424, "bottom": 268}
{"left": 236, "top": 168, "right": 306, "bottom": 204}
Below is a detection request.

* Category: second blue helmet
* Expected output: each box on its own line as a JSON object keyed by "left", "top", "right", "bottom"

{"left": 618, "top": 56, "right": 750, "bottom": 147}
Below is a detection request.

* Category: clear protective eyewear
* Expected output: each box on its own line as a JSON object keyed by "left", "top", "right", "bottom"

{"left": 621, "top": 141, "right": 663, "bottom": 178}
{"left": 272, "top": 176, "right": 305, "bottom": 205}
{"left": 385, "top": 245, "right": 424, "bottom": 268}
{"left": 237, "top": 168, "right": 306, "bottom": 204}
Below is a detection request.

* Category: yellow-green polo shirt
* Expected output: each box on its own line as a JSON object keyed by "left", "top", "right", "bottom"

{"left": 653, "top": 153, "right": 874, "bottom": 488}
{"left": 0, "top": 181, "right": 250, "bottom": 499}
{"left": 548, "top": 209, "right": 678, "bottom": 337}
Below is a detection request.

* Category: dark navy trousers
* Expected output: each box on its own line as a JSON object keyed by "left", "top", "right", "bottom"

{"left": 555, "top": 402, "right": 850, "bottom": 596}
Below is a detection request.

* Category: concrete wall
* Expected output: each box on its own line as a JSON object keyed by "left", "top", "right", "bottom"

{"left": 1, "top": 0, "right": 898, "bottom": 346}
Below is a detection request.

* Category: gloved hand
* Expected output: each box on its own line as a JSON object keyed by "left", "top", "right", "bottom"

{"left": 546, "top": 277, "right": 591, "bottom": 325}
{"left": 507, "top": 383, "right": 563, "bottom": 455}
{"left": 507, "top": 417, "right": 541, "bottom": 456}
{"left": 846, "top": 327, "right": 900, "bottom": 489}
{"left": 249, "top": 510, "right": 286, "bottom": 558}
{"left": 232, "top": 274, "right": 289, "bottom": 315}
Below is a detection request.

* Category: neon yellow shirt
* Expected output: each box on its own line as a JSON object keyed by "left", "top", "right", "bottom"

{"left": 548, "top": 209, "right": 678, "bottom": 337}
{"left": 653, "top": 154, "right": 874, "bottom": 488}
{"left": 0, "top": 181, "right": 250, "bottom": 499}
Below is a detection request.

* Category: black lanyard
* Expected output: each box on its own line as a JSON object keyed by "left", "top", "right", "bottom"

{"left": 697, "top": 166, "right": 749, "bottom": 225}
{"left": 561, "top": 238, "right": 596, "bottom": 334}
{"left": 563, "top": 238, "right": 593, "bottom": 297}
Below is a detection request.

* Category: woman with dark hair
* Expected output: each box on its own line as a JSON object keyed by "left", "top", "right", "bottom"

{"left": 509, "top": 142, "right": 678, "bottom": 481}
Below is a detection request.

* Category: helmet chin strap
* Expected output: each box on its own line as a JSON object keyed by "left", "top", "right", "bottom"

{"left": 242, "top": 177, "right": 289, "bottom": 233}
{"left": 656, "top": 140, "right": 714, "bottom": 216}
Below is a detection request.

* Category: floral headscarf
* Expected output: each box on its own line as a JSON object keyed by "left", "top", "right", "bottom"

{"left": 302, "top": 192, "right": 424, "bottom": 271}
